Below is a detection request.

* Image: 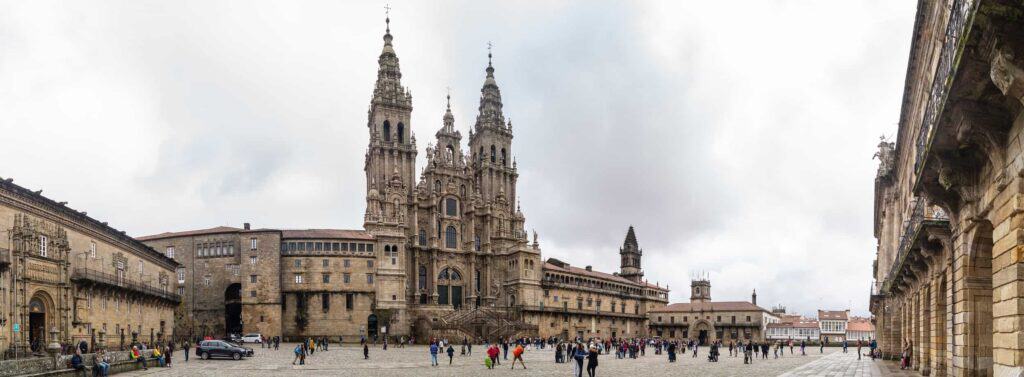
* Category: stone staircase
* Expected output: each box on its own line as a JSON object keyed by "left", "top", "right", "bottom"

{"left": 432, "top": 306, "right": 538, "bottom": 342}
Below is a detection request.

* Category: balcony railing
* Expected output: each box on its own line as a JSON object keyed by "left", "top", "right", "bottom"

{"left": 882, "top": 197, "right": 950, "bottom": 293}
{"left": 71, "top": 267, "right": 181, "bottom": 303}
{"left": 914, "top": 0, "right": 977, "bottom": 173}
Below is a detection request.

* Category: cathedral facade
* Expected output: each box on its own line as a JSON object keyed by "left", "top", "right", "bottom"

{"left": 138, "top": 18, "right": 669, "bottom": 342}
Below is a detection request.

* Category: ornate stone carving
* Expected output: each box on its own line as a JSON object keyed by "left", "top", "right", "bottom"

{"left": 990, "top": 48, "right": 1024, "bottom": 105}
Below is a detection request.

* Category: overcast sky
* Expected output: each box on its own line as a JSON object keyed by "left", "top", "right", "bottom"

{"left": 0, "top": 0, "right": 915, "bottom": 318}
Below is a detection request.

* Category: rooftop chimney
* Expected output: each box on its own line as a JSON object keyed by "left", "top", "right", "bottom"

{"left": 585, "top": 265, "right": 592, "bottom": 271}
{"left": 244, "top": 222, "right": 251, "bottom": 230}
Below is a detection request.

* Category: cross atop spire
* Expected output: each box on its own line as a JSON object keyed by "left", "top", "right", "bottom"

{"left": 446, "top": 86, "right": 452, "bottom": 109}
{"left": 385, "top": 4, "right": 391, "bottom": 33}
{"left": 487, "top": 41, "right": 494, "bottom": 67}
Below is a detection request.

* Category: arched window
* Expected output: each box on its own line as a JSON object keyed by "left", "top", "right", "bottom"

{"left": 397, "top": 123, "right": 405, "bottom": 143}
{"left": 383, "top": 121, "right": 391, "bottom": 142}
{"left": 490, "top": 145, "right": 496, "bottom": 163}
{"left": 445, "top": 226, "right": 457, "bottom": 248}
{"left": 450, "top": 270, "right": 462, "bottom": 281}
{"left": 418, "top": 266, "right": 427, "bottom": 290}
{"left": 501, "top": 148, "right": 507, "bottom": 166}
{"left": 445, "top": 145, "right": 455, "bottom": 161}
{"left": 384, "top": 245, "right": 391, "bottom": 253}
{"left": 445, "top": 198, "right": 458, "bottom": 216}
{"left": 418, "top": 230, "right": 427, "bottom": 246}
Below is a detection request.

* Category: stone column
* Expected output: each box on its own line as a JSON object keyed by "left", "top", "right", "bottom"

{"left": 922, "top": 283, "right": 932, "bottom": 376}
{"left": 931, "top": 273, "right": 947, "bottom": 377}
{"left": 987, "top": 47, "right": 1024, "bottom": 377}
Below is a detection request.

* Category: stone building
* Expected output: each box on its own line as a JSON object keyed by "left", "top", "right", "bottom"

{"left": 870, "top": 1, "right": 1024, "bottom": 376}
{"left": 817, "top": 309, "right": 849, "bottom": 344}
{"left": 648, "top": 278, "right": 774, "bottom": 344}
{"left": 0, "top": 177, "right": 179, "bottom": 356}
{"left": 138, "top": 16, "right": 669, "bottom": 342}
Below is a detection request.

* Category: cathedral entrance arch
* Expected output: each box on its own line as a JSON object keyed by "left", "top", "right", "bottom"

{"left": 28, "top": 292, "right": 54, "bottom": 352}
{"left": 436, "top": 267, "right": 464, "bottom": 309}
{"left": 225, "top": 283, "right": 242, "bottom": 335}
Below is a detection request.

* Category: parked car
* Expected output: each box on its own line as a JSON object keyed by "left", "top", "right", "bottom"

{"left": 195, "top": 340, "right": 254, "bottom": 360}
{"left": 223, "top": 334, "right": 242, "bottom": 343}
{"left": 241, "top": 333, "right": 262, "bottom": 344}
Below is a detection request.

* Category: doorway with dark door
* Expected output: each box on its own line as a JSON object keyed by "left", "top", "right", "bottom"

{"left": 28, "top": 297, "right": 47, "bottom": 352}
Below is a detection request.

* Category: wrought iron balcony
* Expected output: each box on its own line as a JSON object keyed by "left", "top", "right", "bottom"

{"left": 913, "top": 0, "right": 975, "bottom": 174}
{"left": 71, "top": 267, "right": 181, "bottom": 303}
{"left": 881, "top": 197, "right": 950, "bottom": 294}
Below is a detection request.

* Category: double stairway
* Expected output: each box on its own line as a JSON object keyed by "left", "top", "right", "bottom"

{"left": 433, "top": 306, "right": 538, "bottom": 341}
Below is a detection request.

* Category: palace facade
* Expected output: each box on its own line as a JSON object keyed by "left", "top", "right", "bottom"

{"left": 870, "top": 1, "right": 1024, "bottom": 376}
{"left": 0, "top": 177, "right": 179, "bottom": 356}
{"left": 648, "top": 279, "right": 776, "bottom": 344}
{"left": 138, "top": 17, "right": 669, "bottom": 342}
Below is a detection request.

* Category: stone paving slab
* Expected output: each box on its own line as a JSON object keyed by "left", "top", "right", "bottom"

{"left": 115, "top": 344, "right": 876, "bottom": 376}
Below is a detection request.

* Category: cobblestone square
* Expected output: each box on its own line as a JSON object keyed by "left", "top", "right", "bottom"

{"left": 112, "top": 345, "right": 907, "bottom": 376}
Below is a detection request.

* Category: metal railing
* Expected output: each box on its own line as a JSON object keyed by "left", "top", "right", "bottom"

{"left": 915, "top": 0, "right": 977, "bottom": 172}
{"left": 883, "top": 197, "right": 950, "bottom": 293}
{"left": 71, "top": 267, "right": 181, "bottom": 303}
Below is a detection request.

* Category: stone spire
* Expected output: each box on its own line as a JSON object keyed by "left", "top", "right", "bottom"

{"left": 619, "top": 225, "right": 644, "bottom": 283}
{"left": 442, "top": 92, "right": 455, "bottom": 133}
{"left": 475, "top": 47, "right": 506, "bottom": 133}
{"left": 372, "top": 14, "right": 411, "bottom": 109}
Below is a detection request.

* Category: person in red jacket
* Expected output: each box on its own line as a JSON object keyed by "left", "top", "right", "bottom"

{"left": 487, "top": 345, "right": 500, "bottom": 369}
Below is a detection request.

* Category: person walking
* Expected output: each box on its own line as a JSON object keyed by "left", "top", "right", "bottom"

{"left": 819, "top": 340, "right": 824, "bottom": 354}
{"left": 586, "top": 346, "right": 599, "bottom": 377}
{"left": 183, "top": 340, "right": 190, "bottom": 362}
{"left": 447, "top": 343, "right": 455, "bottom": 365}
{"left": 429, "top": 341, "right": 439, "bottom": 366}
{"left": 293, "top": 344, "right": 303, "bottom": 365}
{"left": 856, "top": 339, "right": 862, "bottom": 360}
{"left": 870, "top": 338, "right": 877, "bottom": 360}
{"left": 800, "top": 340, "right": 806, "bottom": 356}
{"left": 510, "top": 343, "right": 526, "bottom": 370}
{"left": 667, "top": 341, "right": 677, "bottom": 362}
{"left": 165, "top": 343, "right": 174, "bottom": 368}
{"left": 502, "top": 340, "right": 509, "bottom": 361}
{"left": 487, "top": 344, "right": 499, "bottom": 369}
{"left": 843, "top": 339, "right": 848, "bottom": 353}
{"left": 573, "top": 344, "right": 587, "bottom": 377}
{"left": 555, "top": 343, "right": 564, "bottom": 363}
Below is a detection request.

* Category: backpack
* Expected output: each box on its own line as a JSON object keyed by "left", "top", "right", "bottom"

{"left": 294, "top": 345, "right": 302, "bottom": 355}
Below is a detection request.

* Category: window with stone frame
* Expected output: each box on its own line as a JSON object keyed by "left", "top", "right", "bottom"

{"left": 445, "top": 198, "right": 458, "bottom": 216}
{"left": 322, "top": 293, "right": 330, "bottom": 312}
{"left": 343, "top": 273, "right": 351, "bottom": 284}
{"left": 250, "top": 237, "right": 258, "bottom": 250}
{"left": 294, "top": 274, "right": 303, "bottom": 284}
{"left": 445, "top": 226, "right": 457, "bottom": 249}
{"left": 39, "top": 235, "right": 48, "bottom": 257}
{"left": 346, "top": 293, "right": 354, "bottom": 310}
{"left": 322, "top": 273, "right": 330, "bottom": 284}
{"left": 166, "top": 246, "right": 175, "bottom": 259}
{"left": 89, "top": 241, "right": 97, "bottom": 258}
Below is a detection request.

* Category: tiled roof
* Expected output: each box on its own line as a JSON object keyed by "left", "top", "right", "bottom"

{"left": 281, "top": 229, "right": 373, "bottom": 240}
{"left": 137, "top": 226, "right": 242, "bottom": 241}
{"left": 777, "top": 314, "right": 803, "bottom": 324}
{"left": 818, "top": 310, "right": 849, "bottom": 320}
{"left": 649, "top": 301, "right": 768, "bottom": 313}
{"left": 847, "top": 320, "right": 874, "bottom": 332}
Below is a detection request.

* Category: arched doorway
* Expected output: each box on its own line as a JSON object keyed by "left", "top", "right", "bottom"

{"left": 367, "top": 314, "right": 379, "bottom": 341}
{"left": 689, "top": 320, "right": 715, "bottom": 346}
{"left": 436, "top": 267, "right": 463, "bottom": 309}
{"left": 28, "top": 296, "right": 49, "bottom": 352}
{"left": 225, "top": 284, "right": 242, "bottom": 335}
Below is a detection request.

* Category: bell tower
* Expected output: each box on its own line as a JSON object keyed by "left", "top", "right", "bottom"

{"left": 691, "top": 278, "right": 711, "bottom": 303}
{"left": 364, "top": 14, "right": 416, "bottom": 203}
{"left": 619, "top": 226, "right": 644, "bottom": 283}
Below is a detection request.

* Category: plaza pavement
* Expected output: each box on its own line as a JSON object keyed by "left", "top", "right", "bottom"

{"left": 115, "top": 344, "right": 909, "bottom": 376}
